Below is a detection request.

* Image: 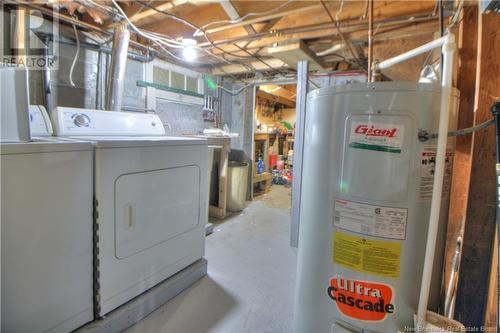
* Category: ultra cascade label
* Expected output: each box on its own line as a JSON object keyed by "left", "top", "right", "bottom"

{"left": 327, "top": 276, "right": 395, "bottom": 321}
{"left": 349, "top": 121, "right": 404, "bottom": 153}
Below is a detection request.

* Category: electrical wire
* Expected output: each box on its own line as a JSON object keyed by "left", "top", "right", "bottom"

{"left": 335, "top": 0, "right": 344, "bottom": 22}
{"left": 133, "top": 0, "right": 251, "bottom": 61}
{"left": 219, "top": 81, "right": 254, "bottom": 96}
{"left": 111, "top": 0, "right": 242, "bottom": 66}
{"left": 233, "top": 44, "right": 287, "bottom": 76}
{"left": 109, "top": 6, "right": 190, "bottom": 64}
{"left": 110, "top": 0, "right": 183, "bottom": 47}
{"left": 446, "top": 0, "right": 464, "bottom": 31}
{"left": 69, "top": 22, "right": 80, "bottom": 87}
{"left": 319, "top": 0, "right": 365, "bottom": 71}
{"left": 198, "top": 1, "right": 295, "bottom": 31}
{"left": 448, "top": 118, "right": 495, "bottom": 137}
{"left": 420, "top": 0, "right": 463, "bottom": 71}
{"left": 361, "top": 0, "right": 369, "bottom": 20}
{"left": 420, "top": 118, "right": 495, "bottom": 141}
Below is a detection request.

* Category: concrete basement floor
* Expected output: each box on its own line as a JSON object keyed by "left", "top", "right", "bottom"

{"left": 126, "top": 185, "right": 298, "bottom": 333}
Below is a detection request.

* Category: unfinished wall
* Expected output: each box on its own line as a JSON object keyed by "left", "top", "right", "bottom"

{"left": 29, "top": 39, "right": 146, "bottom": 111}
{"left": 27, "top": 35, "right": 213, "bottom": 136}
{"left": 217, "top": 79, "right": 255, "bottom": 199}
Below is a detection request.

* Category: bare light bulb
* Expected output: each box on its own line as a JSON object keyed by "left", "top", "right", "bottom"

{"left": 181, "top": 38, "right": 197, "bottom": 62}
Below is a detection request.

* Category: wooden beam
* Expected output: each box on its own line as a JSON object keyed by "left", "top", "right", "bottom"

{"left": 128, "top": 0, "right": 188, "bottom": 24}
{"left": 267, "top": 40, "right": 326, "bottom": 71}
{"left": 197, "top": 0, "right": 435, "bottom": 43}
{"left": 197, "top": 19, "right": 437, "bottom": 66}
{"left": 209, "top": 58, "right": 288, "bottom": 75}
{"left": 201, "top": 15, "right": 438, "bottom": 55}
{"left": 256, "top": 90, "right": 295, "bottom": 108}
{"left": 220, "top": 1, "right": 257, "bottom": 35}
{"left": 195, "top": 4, "right": 324, "bottom": 36}
{"left": 455, "top": 10, "right": 500, "bottom": 329}
{"left": 444, "top": 4, "right": 477, "bottom": 312}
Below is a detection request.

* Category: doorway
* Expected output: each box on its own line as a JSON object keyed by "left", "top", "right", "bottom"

{"left": 251, "top": 83, "right": 297, "bottom": 202}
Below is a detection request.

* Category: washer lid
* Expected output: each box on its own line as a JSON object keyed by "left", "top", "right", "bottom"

{"left": 1, "top": 140, "right": 93, "bottom": 155}
{"left": 68, "top": 135, "right": 207, "bottom": 148}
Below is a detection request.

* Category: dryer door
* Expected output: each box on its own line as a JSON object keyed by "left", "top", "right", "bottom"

{"left": 114, "top": 165, "right": 201, "bottom": 259}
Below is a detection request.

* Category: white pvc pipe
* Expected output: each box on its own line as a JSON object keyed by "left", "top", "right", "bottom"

{"left": 375, "top": 35, "right": 448, "bottom": 70}
{"left": 316, "top": 43, "right": 345, "bottom": 56}
{"left": 416, "top": 33, "right": 456, "bottom": 330}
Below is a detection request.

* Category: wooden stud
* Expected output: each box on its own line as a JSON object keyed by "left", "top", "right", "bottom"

{"left": 455, "top": 10, "right": 500, "bottom": 329}
{"left": 443, "top": 4, "right": 477, "bottom": 310}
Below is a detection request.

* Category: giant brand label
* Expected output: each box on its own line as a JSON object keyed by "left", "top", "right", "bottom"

{"left": 349, "top": 121, "right": 404, "bottom": 153}
{"left": 327, "top": 276, "right": 395, "bottom": 322}
{"left": 332, "top": 231, "right": 401, "bottom": 278}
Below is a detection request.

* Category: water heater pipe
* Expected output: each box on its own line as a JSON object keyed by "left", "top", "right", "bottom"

{"left": 416, "top": 33, "right": 455, "bottom": 330}
{"left": 375, "top": 35, "right": 450, "bottom": 71}
{"left": 375, "top": 33, "right": 456, "bottom": 330}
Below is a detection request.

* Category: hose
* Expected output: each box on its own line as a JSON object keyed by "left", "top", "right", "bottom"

{"left": 69, "top": 22, "right": 80, "bottom": 87}
{"left": 418, "top": 118, "right": 495, "bottom": 142}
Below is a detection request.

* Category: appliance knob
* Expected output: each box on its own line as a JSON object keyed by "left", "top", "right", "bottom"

{"left": 74, "top": 114, "right": 90, "bottom": 127}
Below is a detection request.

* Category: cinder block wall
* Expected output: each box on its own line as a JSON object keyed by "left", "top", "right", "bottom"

{"left": 28, "top": 38, "right": 218, "bottom": 136}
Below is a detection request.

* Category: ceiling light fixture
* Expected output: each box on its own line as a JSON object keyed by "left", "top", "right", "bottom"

{"left": 181, "top": 38, "right": 197, "bottom": 62}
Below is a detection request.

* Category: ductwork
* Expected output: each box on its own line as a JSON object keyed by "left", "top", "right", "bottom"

{"left": 106, "top": 23, "right": 130, "bottom": 111}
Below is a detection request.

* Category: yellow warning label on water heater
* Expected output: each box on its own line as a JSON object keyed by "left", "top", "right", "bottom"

{"left": 333, "top": 232, "right": 401, "bottom": 278}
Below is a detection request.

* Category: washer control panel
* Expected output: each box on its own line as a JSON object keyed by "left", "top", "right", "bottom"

{"left": 73, "top": 114, "right": 91, "bottom": 128}
{"left": 52, "top": 107, "right": 166, "bottom": 136}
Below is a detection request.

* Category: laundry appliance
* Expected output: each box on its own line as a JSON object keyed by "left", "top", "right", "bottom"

{"left": 1, "top": 68, "right": 94, "bottom": 333}
{"left": 29, "top": 104, "right": 53, "bottom": 137}
{"left": 51, "top": 107, "right": 209, "bottom": 317}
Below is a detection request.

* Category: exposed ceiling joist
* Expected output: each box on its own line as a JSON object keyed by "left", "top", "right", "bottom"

{"left": 220, "top": 1, "right": 257, "bottom": 35}
{"left": 198, "top": 14, "right": 438, "bottom": 52}
{"left": 268, "top": 40, "right": 326, "bottom": 71}
{"left": 195, "top": 18, "right": 437, "bottom": 66}
{"left": 195, "top": 4, "right": 322, "bottom": 36}
{"left": 128, "top": 0, "right": 189, "bottom": 24}
{"left": 257, "top": 90, "right": 295, "bottom": 108}
{"left": 209, "top": 58, "right": 288, "bottom": 75}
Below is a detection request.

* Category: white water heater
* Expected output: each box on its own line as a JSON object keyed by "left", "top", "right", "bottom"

{"left": 293, "top": 82, "right": 459, "bottom": 333}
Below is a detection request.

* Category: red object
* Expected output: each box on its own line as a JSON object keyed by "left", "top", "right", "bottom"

{"left": 269, "top": 154, "right": 278, "bottom": 169}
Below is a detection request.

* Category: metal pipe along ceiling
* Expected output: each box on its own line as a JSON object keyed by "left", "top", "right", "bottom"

{"left": 106, "top": 23, "right": 130, "bottom": 112}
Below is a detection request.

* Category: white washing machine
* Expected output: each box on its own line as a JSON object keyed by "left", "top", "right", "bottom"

{"left": 29, "top": 104, "right": 53, "bottom": 137}
{"left": 1, "top": 69, "right": 94, "bottom": 333}
{"left": 1, "top": 141, "right": 95, "bottom": 333}
{"left": 52, "top": 107, "right": 208, "bottom": 317}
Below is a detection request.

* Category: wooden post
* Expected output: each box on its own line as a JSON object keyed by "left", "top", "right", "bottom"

{"left": 443, "top": 4, "right": 477, "bottom": 307}
{"left": 455, "top": 10, "right": 500, "bottom": 329}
